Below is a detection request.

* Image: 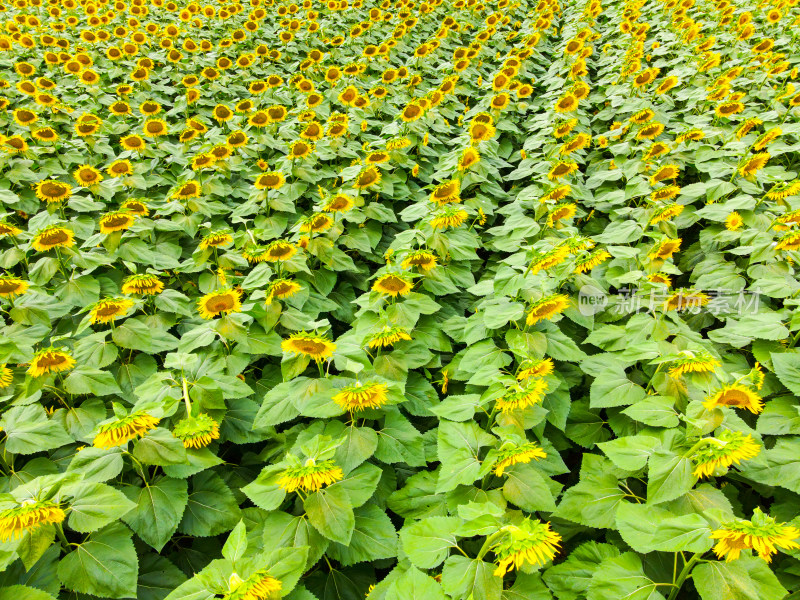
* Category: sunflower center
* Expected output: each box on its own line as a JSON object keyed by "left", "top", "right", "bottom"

{"left": 379, "top": 276, "right": 407, "bottom": 292}
{"left": 41, "top": 182, "right": 68, "bottom": 197}
{"left": 111, "top": 163, "right": 130, "bottom": 174}
{"left": 104, "top": 215, "right": 130, "bottom": 227}
{"left": 0, "top": 280, "right": 21, "bottom": 293}
{"left": 180, "top": 183, "right": 198, "bottom": 195}
{"left": 36, "top": 353, "right": 66, "bottom": 368}
{"left": 294, "top": 340, "right": 327, "bottom": 354}
{"left": 41, "top": 230, "right": 68, "bottom": 245}
{"left": 267, "top": 245, "right": 292, "bottom": 258}
{"left": 146, "top": 122, "right": 164, "bottom": 134}
{"left": 717, "top": 390, "right": 750, "bottom": 406}
{"left": 96, "top": 305, "right": 122, "bottom": 317}
{"left": 206, "top": 295, "right": 235, "bottom": 312}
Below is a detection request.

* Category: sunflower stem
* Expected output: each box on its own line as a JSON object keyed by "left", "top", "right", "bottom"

{"left": 667, "top": 553, "right": 703, "bottom": 600}
{"left": 182, "top": 377, "right": 192, "bottom": 417}
{"left": 476, "top": 529, "right": 506, "bottom": 561}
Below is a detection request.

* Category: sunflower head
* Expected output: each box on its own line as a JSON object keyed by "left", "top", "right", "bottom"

{"left": 691, "top": 429, "right": 760, "bottom": 478}
{"left": 526, "top": 294, "right": 570, "bottom": 325}
{"left": 197, "top": 288, "right": 243, "bottom": 319}
{"left": 367, "top": 326, "right": 412, "bottom": 348}
{"left": 90, "top": 298, "right": 134, "bottom": 324}
{"left": 93, "top": 412, "right": 160, "bottom": 449}
{"left": 712, "top": 508, "right": 800, "bottom": 564}
{"left": 492, "top": 519, "right": 562, "bottom": 576}
{"left": 0, "top": 500, "right": 66, "bottom": 542}
{"left": 282, "top": 332, "right": 336, "bottom": 361}
{"left": 122, "top": 273, "right": 164, "bottom": 295}
{"left": 277, "top": 458, "right": 344, "bottom": 493}
{"left": 173, "top": 413, "right": 220, "bottom": 448}
{"left": 0, "top": 276, "right": 30, "bottom": 299}
{"left": 333, "top": 382, "right": 390, "bottom": 411}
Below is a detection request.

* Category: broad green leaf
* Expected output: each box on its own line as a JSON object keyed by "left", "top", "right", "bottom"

{"left": 441, "top": 556, "right": 502, "bottom": 600}
{"left": 647, "top": 451, "right": 695, "bottom": 505}
{"left": 587, "top": 552, "right": 665, "bottom": 600}
{"left": 399, "top": 516, "right": 461, "bottom": 569}
{"left": 67, "top": 481, "right": 137, "bottom": 533}
{"left": 693, "top": 556, "right": 788, "bottom": 600}
{"left": 178, "top": 471, "right": 241, "bottom": 537}
{"left": 304, "top": 484, "right": 355, "bottom": 545}
{"left": 327, "top": 504, "right": 398, "bottom": 566}
{"left": 1, "top": 405, "right": 73, "bottom": 455}
{"left": 122, "top": 477, "right": 189, "bottom": 551}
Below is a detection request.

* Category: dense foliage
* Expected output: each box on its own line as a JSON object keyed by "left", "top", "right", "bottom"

{"left": 1, "top": 0, "right": 800, "bottom": 597}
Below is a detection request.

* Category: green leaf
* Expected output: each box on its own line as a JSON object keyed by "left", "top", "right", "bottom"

{"left": 385, "top": 567, "right": 446, "bottom": 600}
{"left": 502, "top": 463, "right": 556, "bottom": 512}
{"left": 241, "top": 465, "right": 287, "bottom": 511}
{"left": 598, "top": 436, "right": 660, "bottom": 471}
{"left": 57, "top": 522, "right": 138, "bottom": 599}
{"left": 436, "top": 420, "right": 495, "bottom": 493}
{"left": 138, "top": 554, "right": 187, "bottom": 600}
{"left": 67, "top": 482, "right": 136, "bottom": 533}
{"left": 615, "top": 503, "right": 713, "bottom": 553}
{"left": 0, "top": 586, "right": 57, "bottom": 600}
{"left": 64, "top": 367, "right": 122, "bottom": 396}
{"left": 133, "top": 428, "right": 188, "bottom": 466}
{"left": 590, "top": 368, "right": 647, "bottom": 408}
{"left": 554, "top": 473, "right": 625, "bottom": 528}
{"left": 587, "top": 552, "right": 665, "bottom": 600}
{"left": 67, "top": 447, "right": 124, "bottom": 483}
{"left": 399, "top": 516, "right": 461, "bottom": 569}
{"left": 122, "top": 477, "right": 189, "bottom": 552}
{"left": 647, "top": 451, "right": 695, "bottom": 505}
{"left": 543, "top": 542, "right": 620, "bottom": 600}
{"left": 770, "top": 351, "right": 800, "bottom": 395}
{"left": 0, "top": 405, "right": 73, "bottom": 455}
{"left": 693, "top": 556, "right": 788, "bottom": 600}
{"left": 622, "top": 396, "right": 679, "bottom": 428}
{"left": 262, "top": 511, "right": 329, "bottom": 569}
{"left": 327, "top": 504, "right": 398, "bottom": 566}
{"left": 304, "top": 484, "right": 355, "bottom": 545}
{"left": 441, "top": 556, "right": 502, "bottom": 600}
{"left": 178, "top": 471, "right": 241, "bottom": 537}
{"left": 221, "top": 520, "right": 247, "bottom": 563}
{"left": 329, "top": 463, "right": 382, "bottom": 508}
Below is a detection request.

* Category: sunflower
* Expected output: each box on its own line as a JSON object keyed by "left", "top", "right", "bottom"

{"left": 548, "top": 161, "right": 579, "bottom": 180}
{"left": 299, "top": 213, "right": 334, "bottom": 234}
{"left": 715, "top": 101, "right": 744, "bottom": 118}
{"left": 493, "top": 519, "right": 561, "bottom": 576}
{"left": 353, "top": 166, "right": 382, "bottom": 190}
{"left": 13, "top": 108, "right": 37, "bottom": 127}
{"left": 493, "top": 442, "right": 547, "bottom": 476}
{"left": 650, "top": 164, "right": 680, "bottom": 184}
{"left": 736, "top": 118, "right": 762, "bottom": 139}
{"left": 333, "top": 382, "right": 389, "bottom": 411}
{"left": 651, "top": 186, "right": 680, "bottom": 202}
{"left": 373, "top": 273, "right": 414, "bottom": 297}
{"left": 554, "top": 92, "right": 578, "bottom": 112}
{"left": 739, "top": 153, "right": 769, "bottom": 178}
{"left": 27, "top": 348, "right": 76, "bottom": 377}
{"left": 663, "top": 289, "right": 710, "bottom": 311}
{"left": 0, "top": 364, "right": 12, "bottom": 388}
{"left": 142, "top": 119, "right": 168, "bottom": 137}
{"left": 469, "top": 120, "right": 496, "bottom": 143}
{"left": 4, "top": 137, "right": 29, "bottom": 154}
{"left": 691, "top": 430, "right": 760, "bottom": 478}
{"left": 93, "top": 412, "right": 159, "bottom": 449}
{"left": 289, "top": 140, "right": 313, "bottom": 160}
{"left": 278, "top": 458, "right": 343, "bottom": 493}
{"left": 401, "top": 250, "right": 437, "bottom": 271}
{"left": 32, "top": 226, "right": 75, "bottom": 252}
{"left": 517, "top": 357, "right": 554, "bottom": 381}
{"left": 173, "top": 414, "right": 220, "bottom": 449}
{"left": 574, "top": 249, "right": 611, "bottom": 273}
{"left": 553, "top": 119, "right": 578, "bottom": 138}
{"left": 173, "top": 180, "right": 202, "bottom": 200}
{"left": 0, "top": 220, "right": 21, "bottom": 236}
{"left": 106, "top": 160, "right": 133, "bottom": 178}
{"left": 0, "top": 277, "right": 29, "bottom": 299}
{"left": 649, "top": 238, "right": 681, "bottom": 261}
{"left": 712, "top": 509, "right": 800, "bottom": 564}
{"left": 400, "top": 102, "right": 424, "bottom": 122}
{"left": 648, "top": 272, "right": 672, "bottom": 286}
{"left": 122, "top": 273, "right": 163, "bottom": 295}
{"left": 89, "top": 298, "right": 134, "bottom": 324}
{"left": 703, "top": 384, "right": 762, "bottom": 414}
{"left": 547, "top": 203, "right": 577, "bottom": 227}
{"left": 650, "top": 203, "right": 684, "bottom": 224}
{"left": 261, "top": 240, "right": 298, "bottom": 262}
{"left": 528, "top": 246, "right": 570, "bottom": 274}
{"left": 281, "top": 332, "right": 336, "bottom": 361}
{"left": 224, "top": 571, "right": 282, "bottom": 600}
{"left": 120, "top": 134, "right": 146, "bottom": 152}
{"left": 636, "top": 123, "right": 665, "bottom": 140}
{"left": 32, "top": 127, "right": 58, "bottom": 143}
{"left": 0, "top": 501, "right": 66, "bottom": 542}
{"left": 458, "top": 147, "right": 480, "bottom": 171}
{"left": 541, "top": 185, "right": 571, "bottom": 203}
{"left": 497, "top": 379, "right": 549, "bottom": 413}
{"left": 753, "top": 128, "right": 781, "bottom": 151}
{"left": 199, "top": 232, "right": 233, "bottom": 250}
{"left": 368, "top": 326, "right": 412, "bottom": 348}
{"left": 34, "top": 180, "right": 72, "bottom": 204}
{"left": 655, "top": 76, "right": 679, "bottom": 94}
{"left": 73, "top": 165, "right": 103, "bottom": 187}
{"left": 197, "top": 288, "right": 242, "bottom": 319}
{"left": 668, "top": 352, "right": 720, "bottom": 377}
{"left": 431, "top": 206, "right": 468, "bottom": 230}
{"left": 99, "top": 212, "right": 135, "bottom": 234}
{"left": 527, "top": 294, "right": 570, "bottom": 325}
{"left": 121, "top": 199, "right": 149, "bottom": 216}
{"left": 430, "top": 180, "right": 460, "bottom": 205}
{"left": 323, "top": 193, "right": 354, "bottom": 213}
{"left": 725, "top": 212, "right": 744, "bottom": 231}
{"left": 265, "top": 278, "right": 301, "bottom": 303}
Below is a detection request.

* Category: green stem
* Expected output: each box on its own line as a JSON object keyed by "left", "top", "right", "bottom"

{"left": 476, "top": 529, "right": 507, "bottom": 561}
{"left": 667, "top": 553, "right": 703, "bottom": 600}
{"left": 56, "top": 522, "right": 71, "bottom": 547}
{"left": 182, "top": 377, "right": 192, "bottom": 417}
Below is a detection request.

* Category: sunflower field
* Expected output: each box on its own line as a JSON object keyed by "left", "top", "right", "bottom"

{"left": 3, "top": 0, "right": 800, "bottom": 597}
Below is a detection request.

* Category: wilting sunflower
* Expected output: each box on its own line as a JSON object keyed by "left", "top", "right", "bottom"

{"left": 89, "top": 298, "right": 134, "bottom": 324}
{"left": 554, "top": 92, "right": 578, "bottom": 112}
{"left": 173, "top": 180, "right": 202, "bottom": 200}
{"left": 775, "top": 231, "right": 800, "bottom": 252}
{"left": 368, "top": 326, "right": 412, "bottom": 348}
{"left": 430, "top": 180, "right": 460, "bottom": 205}
{"left": 27, "top": 348, "right": 76, "bottom": 377}
{"left": 34, "top": 180, "right": 71, "bottom": 203}
{"left": 0, "top": 277, "right": 29, "bottom": 299}
{"left": 323, "top": 193, "right": 354, "bottom": 213}
{"left": 574, "top": 249, "right": 611, "bottom": 273}
{"left": 199, "top": 231, "right": 233, "bottom": 250}
{"left": 431, "top": 206, "right": 468, "bottom": 230}
{"left": 668, "top": 351, "right": 720, "bottom": 377}
{"left": 93, "top": 412, "right": 159, "bottom": 449}
{"left": 0, "top": 501, "right": 66, "bottom": 542}
{"left": 458, "top": 147, "right": 480, "bottom": 171}
{"left": 548, "top": 161, "right": 579, "bottom": 180}
{"left": 173, "top": 413, "right": 220, "bottom": 449}
{"left": 691, "top": 429, "right": 760, "bottom": 478}
{"left": 496, "top": 379, "right": 549, "bottom": 412}
{"left": 373, "top": 273, "right": 414, "bottom": 297}
{"left": 527, "top": 294, "right": 570, "bottom": 325}
{"left": 282, "top": 332, "right": 336, "bottom": 361}
{"left": 99, "top": 211, "right": 135, "bottom": 234}
{"left": 648, "top": 238, "right": 681, "bottom": 261}
{"left": 650, "top": 204, "right": 684, "bottom": 224}
{"left": 224, "top": 571, "right": 282, "bottom": 600}
{"left": 353, "top": 166, "right": 382, "bottom": 190}
{"left": 333, "top": 382, "right": 389, "bottom": 411}
{"left": 492, "top": 519, "right": 562, "bottom": 576}
{"left": 739, "top": 153, "right": 769, "bottom": 178}
{"left": 278, "top": 458, "right": 344, "bottom": 493}
{"left": 402, "top": 250, "right": 437, "bottom": 271}
{"left": 493, "top": 442, "right": 547, "bottom": 476}
{"left": 73, "top": 165, "right": 103, "bottom": 187}
{"left": 122, "top": 273, "right": 163, "bottom": 295}
{"left": 32, "top": 226, "right": 75, "bottom": 252}
{"left": 265, "top": 278, "right": 301, "bottom": 303}
{"left": 703, "top": 383, "right": 762, "bottom": 414}
{"left": 197, "top": 288, "right": 242, "bottom": 319}
{"left": 712, "top": 508, "right": 800, "bottom": 563}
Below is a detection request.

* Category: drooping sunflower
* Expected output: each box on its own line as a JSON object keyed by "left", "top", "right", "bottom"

{"left": 574, "top": 249, "right": 611, "bottom": 273}
{"left": 197, "top": 288, "right": 242, "bottom": 319}
{"left": 0, "top": 364, "right": 12, "bottom": 387}
{"left": 89, "top": 298, "right": 134, "bottom": 324}
{"left": 282, "top": 332, "right": 336, "bottom": 361}
{"left": 547, "top": 203, "right": 577, "bottom": 227}
{"left": 224, "top": 571, "right": 282, "bottom": 600}
{"left": 34, "top": 180, "right": 72, "bottom": 203}
{"left": 402, "top": 250, "right": 437, "bottom": 271}
{"left": 492, "top": 519, "right": 562, "bottom": 576}
{"left": 775, "top": 231, "right": 800, "bottom": 252}
{"left": 93, "top": 412, "right": 159, "bottom": 449}
{"left": 27, "top": 348, "right": 76, "bottom": 377}
{"left": 669, "top": 351, "right": 720, "bottom": 377}
{"left": 32, "top": 226, "right": 75, "bottom": 252}
{"left": 0, "top": 277, "right": 29, "bottom": 299}
{"left": 493, "top": 442, "right": 547, "bottom": 476}
{"left": 430, "top": 206, "right": 468, "bottom": 230}
{"left": 323, "top": 193, "right": 354, "bottom": 213}
{"left": 373, "top": 273, "right": 414, "bottom": 297}
{"left": 367, "top": 326, "right": 412, "bottom": 348}
{"left": 122, "top": 273, "right": 164, "bottom": 295}
{"left": 0, "top": 501, "right": 66, "bottom": 542}
{"left": 99, "top": 212, "right": 135, "bottom": 234}
{"left": 739, "top": 153, "right": 769, "bottom": 178}
{"left": 650, "top": 203, "right": 684, "bottom": 224}
{"left": 517, "top": 357, "right": 554, "bottom": 381}
{"left": 278, "top": 458, "right": 343, "bottom": 493}
{"left": 333, "top": 382, "right": 389, "bottom": 411}
{"left": 663, "top": 289, "right": 710, "bottom": 311}
{"left": 496, "top": 379, "right": 549, "bottom": 412}
{"left": 691, "top": 430, "right": 760, "bottom": 478}
{"left": 636, "top": 122, "right": 665, "bottom": 140}
{"left": 527, "top": 294, "right": 570, "bottom": 325}
{"left": 648, "top": 238, "right": 681, "bottom": 261}
{"left": 173, "top": 413, "right": 220, "bottom": 449}
{"left": 265, "top": 278, "right": 301, "bottom": 304}
{"left": 547, "top": 161, "right": 579, "bottom": 180}
{"left": 712, "top": 508, "right": 800, "bottom": 564}
{"left": 528, "top": 246, "right": 570, "bottom": 275}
